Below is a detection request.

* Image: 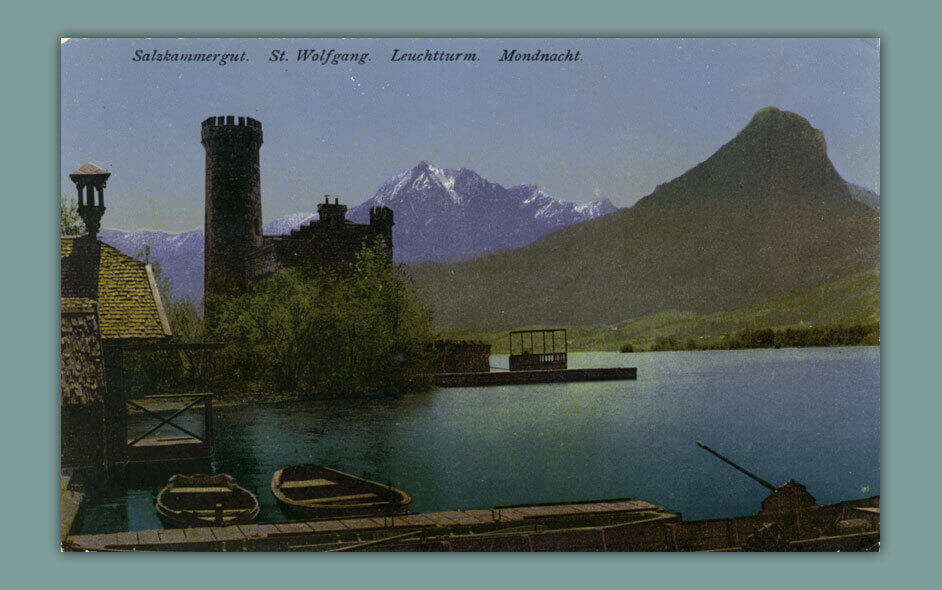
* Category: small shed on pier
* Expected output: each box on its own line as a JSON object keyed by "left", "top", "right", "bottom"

{"left": 509, "top": 328, "right": 568, "bottom": 371}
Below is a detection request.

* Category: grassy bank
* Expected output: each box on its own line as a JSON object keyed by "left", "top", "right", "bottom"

{"left": 440, "top": 269, "right": 880, "bottom": 352}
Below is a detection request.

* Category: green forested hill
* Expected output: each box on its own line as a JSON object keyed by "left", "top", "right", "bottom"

{"left": 407, "top": 108, "right": 880, "bottom": 332}
{"left": 441, "top": 268, "right": 880, "bottom": 352}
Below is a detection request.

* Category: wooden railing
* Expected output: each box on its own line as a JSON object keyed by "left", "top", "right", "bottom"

{"left": 125, "top": 393, "right": 214, "bottom": 462}
{"left": 509, "top": 352, "right": 568, "bottom": 372}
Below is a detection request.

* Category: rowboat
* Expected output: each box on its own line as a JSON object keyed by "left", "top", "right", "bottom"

{"left": 156, "top": 473, "right": 259, "bottom": 528}
{"left": 271, "top": 464, "right": 411, "bottom": 519}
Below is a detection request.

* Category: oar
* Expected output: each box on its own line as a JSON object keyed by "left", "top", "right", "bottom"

{"left": 696, "top": 441, "right": 776, "bottom": 491}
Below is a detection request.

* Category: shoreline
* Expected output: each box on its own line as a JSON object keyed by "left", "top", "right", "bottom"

{"left": 127, "top": 345, "right": 879, "bottom": 411}
{"left": 619, "top": 342, "right": 881, "bottom": 354}
{"left": 127, "top": 388, "right": 412, "bottom": 412}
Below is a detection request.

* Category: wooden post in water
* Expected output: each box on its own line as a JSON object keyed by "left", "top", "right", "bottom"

{"left": 102, "top": 343, "right": 128, "bottom": 467}
{"left": 205, "top": 396, "right": 214, "bottom": 456}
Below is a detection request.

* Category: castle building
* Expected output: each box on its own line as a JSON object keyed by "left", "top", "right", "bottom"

{"left": 201, "top": 116, "right": 394, "bottom": 302}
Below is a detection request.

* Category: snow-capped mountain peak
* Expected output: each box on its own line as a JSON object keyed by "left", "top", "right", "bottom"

{"left": 379, "top": 160, "right": 465, "bottom": 206}
{"left": 350, "top": 162, "right": 619, "bottom": 261}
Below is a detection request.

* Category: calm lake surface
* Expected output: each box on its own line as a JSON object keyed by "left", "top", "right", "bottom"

{"left": 74, "top": 347, "right": 880, "bottom": 534}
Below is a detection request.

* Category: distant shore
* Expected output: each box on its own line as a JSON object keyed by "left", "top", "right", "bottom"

{"left": 620, "top": 322, "right": 879, "bottom": 353}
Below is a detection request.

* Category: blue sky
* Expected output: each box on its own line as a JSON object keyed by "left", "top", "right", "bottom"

{"left": 61, "top": 38, "right": 879, "bottom": 232}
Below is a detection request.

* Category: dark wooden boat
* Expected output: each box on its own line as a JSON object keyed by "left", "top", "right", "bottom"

{"left": 271, "top": 464, "right": 411, "bottom": 519}
{"left": 156, "top": 473, "right": 259, "bottom": 528}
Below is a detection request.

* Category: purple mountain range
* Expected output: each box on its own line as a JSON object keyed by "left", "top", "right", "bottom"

{"left": 348, "top": 161, "right": 617, "bottom": 261}
{"left": 98, "top": 162, "right": 617, "bottom": 302}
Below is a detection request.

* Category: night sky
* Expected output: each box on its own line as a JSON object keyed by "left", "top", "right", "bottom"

{"left": 61, "top": 38, "right": 879, "bottom": 232}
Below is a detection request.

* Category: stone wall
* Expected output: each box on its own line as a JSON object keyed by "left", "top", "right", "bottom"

{"left": 61, "top": 305, "right": 106, "bottom": 405}
{"left": 60, "top": 303, "right": 106, "bottom": 469}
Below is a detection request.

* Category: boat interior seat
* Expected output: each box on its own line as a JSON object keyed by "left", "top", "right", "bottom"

{"left": 279, "top": 478, "right": 336, "bottom": 489}
{"left": 303, "top": 492, "right": 378, "bottom": 504}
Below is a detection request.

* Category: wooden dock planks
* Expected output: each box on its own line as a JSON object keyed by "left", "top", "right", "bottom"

{"left": 182, "top": 528, "right": 214, "bottom": 543}
{"left": 137, "top": 529, "right": 161, "bottom": 545}
{"left": 241, "top": 523, "right": 280, "bottom": 538}
{"left": 114, "top": 531, "right": 140, "bottom": 546}
{"left": 340, "top": 518, "right": 385, "bottom": 531}
{"left": 307, "top": 520, "right": 349, "bottom": 533}
{"left": 274, "top": 522, "right": 313, "bottom": 535}
{"left": 211, "top": 526, "right": 245, "bottom": 541}
{"left": 62, "top": 497, "right": 877, "bottom": 552}
{"left": 65, "top": 498, "right": 673, "bottom": 551}
{"left": 157, "top": 528, "right": 186, "bottom": 544}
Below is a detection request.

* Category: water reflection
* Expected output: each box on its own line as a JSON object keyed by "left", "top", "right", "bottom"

{"left": 74, "top": 347, "right": 880, "bottom": 534}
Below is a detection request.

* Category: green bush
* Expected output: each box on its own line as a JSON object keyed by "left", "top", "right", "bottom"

{"left": 209, "top": 240, "right": 435, "bottom": 396}
{"left": 60, "top": 193, "right": 84, "bottom": 236}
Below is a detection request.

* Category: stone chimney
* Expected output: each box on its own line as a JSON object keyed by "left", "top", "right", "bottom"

{"left": 69, "top": 163, "right": 110, "bottom": 240}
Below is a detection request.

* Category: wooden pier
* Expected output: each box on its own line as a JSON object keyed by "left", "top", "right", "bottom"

{"left": 64, "top": 498, "right": 675, "bottom": 552}
{"left": 433, "top": 367, "right": 637, "bottom": 387}
{"left": 63, "top": 494, "right": 879, "bottom": 552}
{"left": 432, "top": 328, "right": 637, "bottom": 387}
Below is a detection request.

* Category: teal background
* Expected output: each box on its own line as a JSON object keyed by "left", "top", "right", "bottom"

{"left": 4, "top": 0, "right": 934, "bottom": 586}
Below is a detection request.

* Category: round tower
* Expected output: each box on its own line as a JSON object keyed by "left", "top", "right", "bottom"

{"left": 201, "top": 116, "right": 263, "bottom": 301}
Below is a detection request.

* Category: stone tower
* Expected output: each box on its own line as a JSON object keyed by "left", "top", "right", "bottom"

{"left": 201, "top": 116, "right": 263, "bottom": 301}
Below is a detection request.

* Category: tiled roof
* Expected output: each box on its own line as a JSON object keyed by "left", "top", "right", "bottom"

{"left": 61, "top": 297, "right": 97, "bottom": 314}
{"left": 71, "top": 162, "right": 110, "bottom": 176}
{"left": 61, "top": 237, "right": 171, "bottom": 340}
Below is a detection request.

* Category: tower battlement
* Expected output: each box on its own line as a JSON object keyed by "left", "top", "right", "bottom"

{"left": 201, "top": 115, "right": 263, "bottom": 146}
{"left": 201, "top": 115, "right": 262, "bottom": 128}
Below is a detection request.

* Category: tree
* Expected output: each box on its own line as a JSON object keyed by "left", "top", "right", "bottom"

{"left": 60, "top": 193, "right": 84, "bottom": 235}
{"left": 211, "top": 239, "right": 435, "bottom": 396}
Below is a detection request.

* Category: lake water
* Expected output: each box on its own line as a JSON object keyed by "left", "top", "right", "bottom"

{"left": 74, "top": 347, "right": 880, "bottom": 534}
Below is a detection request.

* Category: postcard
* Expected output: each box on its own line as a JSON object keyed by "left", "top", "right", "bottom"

{"left": 60, "top": 37, "right": 880, "bottom": 552}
